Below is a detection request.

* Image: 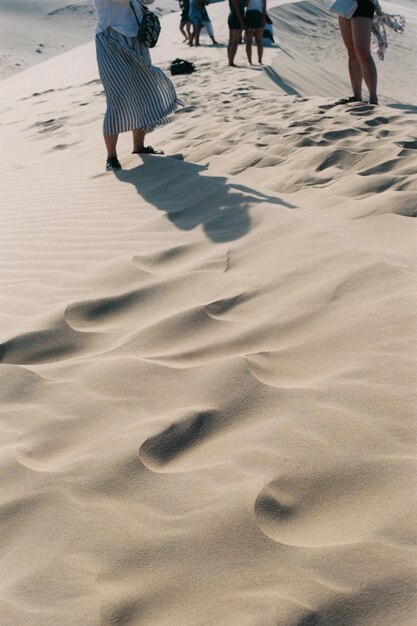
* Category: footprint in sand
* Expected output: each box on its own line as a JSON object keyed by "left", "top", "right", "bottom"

{"left": 364, "top": 116, "right": 390, "bottom": 127}
{"left": 31, "top": 117, "right": 68, "bottom": 134}
{"left": 396, "top": 139, "right": 417, "bottom": 150}
{"left": 290, "top": 575, "right": 417, "bottom": 626}
{"left": 50, "top": 142, "right": 79, "bottom": 152}
{"left": 254, "top": 459, "right": 416, "bottom": 547}
{"left": 321, "top": 128, "right": 362, "bottom": 140}
{"left": 133, "top": 242, "right": 229, "bottom": 275}
{"left": 0, "top": 319, "right": 99, "bottom": 365}
{"left": 347, "top": 104, "right": 376, "bottom": 116}
{"left": 101, "top": 597, "right": 143, "bottom": 626}
{"left": 139, "top": 409, "right": 218, "bottom": 471}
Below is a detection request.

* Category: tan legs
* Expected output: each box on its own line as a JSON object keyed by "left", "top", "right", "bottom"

{"left": 339, "top": 16, "right": 378, "bottom": 103}
{"left": 228, "top": 29, "right": 243, "bottom": 66}
{"left": 132, "top": 128, "right": 146, "bottom": 153}
{"left": 103, "top": 128, "right": 147, "bottom": 162}
{"left": 189, "top": 25, "right": 201, "bottom": 46}
{"left": 246, "top": 27, "right": 264, "bottom": 65}
{"left": 104, "top": 133, "right": 118, "bottom": 159}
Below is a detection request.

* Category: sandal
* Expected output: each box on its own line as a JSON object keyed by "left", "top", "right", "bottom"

{"left": 134, "top": 146, "right": 164, "bottom": 155}
{"left": 334, "top": 96, "right": 362, "bottom": 105}
{"left": 106, "top": 156, "right": 122, "bottom": 171}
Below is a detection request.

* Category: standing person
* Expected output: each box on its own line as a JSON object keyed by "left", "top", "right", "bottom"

{"left": 228, "top": 0, "right": 246, "bottom": 66}
{"left": 337, "top": 0, "right": 378, "bottom": 104}
{"left": 245, "top": 0, "right": 266, "bottom": 64}
{"left": 93, "top": 0, "right": 181, "bottom": 170}
{"left": 189, "top": 0, "right": 204, "bottom": 46}
{"left": 178, "top": 0, "right": 192, "bottom": 43}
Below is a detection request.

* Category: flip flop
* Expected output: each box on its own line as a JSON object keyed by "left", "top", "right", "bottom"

{"left": 334, "top": 96, "right": 362, "bottom": 105}
{"left": 318, "top": 96, "right": 362, "bottom": 112}
{"left": 134, "top": 146, "right": 165, "bottom": 155}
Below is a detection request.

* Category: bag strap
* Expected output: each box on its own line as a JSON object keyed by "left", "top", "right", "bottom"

{"left": 130, "top": 1, "right": 148, "bottom": 30}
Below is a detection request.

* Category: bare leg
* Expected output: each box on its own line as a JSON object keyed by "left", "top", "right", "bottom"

{"left": 227, "top": 32, "right": 232, "bottom": 64}
{"left": 245, "top": 29, "right": 253, "bottom": 64}
{"left": 104, "top": 133, "right": 118, "bottom": 159}
{"left": 180, "top": 22, "right": 189, "bottom": 42}
{"left": 132, "top": 128, "right": 146, "bottom": 153}
{"left": 338, "top": 16, "right": 363, "bottom": 100}
{"left": 194, "top": 25, "right": 201, "bottom": 46}
{"left": 351, "top": 17, "right": 378, "bottom": 103}
{"left": 228, "top": 29, "right": 242, "bottom": 66}
{"left": 254, "top": 27, "right": 263, "bottom": 64}
{"left": 189, "top": 24, "right": 195, "bottom": 46}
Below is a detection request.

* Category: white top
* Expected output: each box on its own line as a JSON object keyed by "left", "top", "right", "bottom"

{"left": 247, "top": 0, "right": 265, "bottom": 12}
{"left": 93, "top": 0, "right": 154, "bottom": 36}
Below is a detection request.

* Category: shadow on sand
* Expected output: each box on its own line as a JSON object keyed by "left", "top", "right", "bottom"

{"left": 262, "top": 66, "right": 301, "bottom": 97}
{"left": 387, "top": 102, "right": 417, "bottom": 115}
{"left": 115, "top": 156, "right": 295, "bottom": 243}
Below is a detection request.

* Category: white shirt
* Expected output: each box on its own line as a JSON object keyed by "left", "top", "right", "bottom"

{"left": 247, "top": 0, "right": 265, "bottom": 12}
{"left": 93, "top": 0, "right": 154, "bottom": 36}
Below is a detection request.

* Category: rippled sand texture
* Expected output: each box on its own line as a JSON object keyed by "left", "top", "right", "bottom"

{"left": 0, "top": 0, "right": 416, "bottom": 625}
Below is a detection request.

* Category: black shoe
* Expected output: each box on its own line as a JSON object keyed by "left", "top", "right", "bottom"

{"left": 106, "top": 156, "right": 122, "bottom": 171}
{"left": 133, "top": 146, "right": 164, "bottom": 155}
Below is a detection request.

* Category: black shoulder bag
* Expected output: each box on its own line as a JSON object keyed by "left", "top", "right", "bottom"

{"left": 130, "top": 1, "right": 161, "bottom": 48}
{"left": 170, "top": 58, "right": 196, "bottom": 75}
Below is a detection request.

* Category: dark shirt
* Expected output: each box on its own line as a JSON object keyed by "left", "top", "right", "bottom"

{"left": 229, "top": 0, "right": 245, "bottom": 17}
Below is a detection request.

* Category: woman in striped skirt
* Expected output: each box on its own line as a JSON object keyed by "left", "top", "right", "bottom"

{"left": 93, "top": 0, "right": 181, "bottom": 170}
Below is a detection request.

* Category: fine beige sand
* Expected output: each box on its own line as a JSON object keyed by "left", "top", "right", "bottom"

{"left": 1, "top": 1, "right": 416, "bottom": 625}
{"left": 0, "top": 0, "right": 178, "bottom": 80}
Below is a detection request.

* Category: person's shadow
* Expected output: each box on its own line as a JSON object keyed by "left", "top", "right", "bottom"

{"left": 115, "top": 156, "right": 295, "bottom": 243}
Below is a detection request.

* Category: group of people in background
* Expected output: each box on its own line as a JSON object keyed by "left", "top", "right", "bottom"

{"left": 228, "top": 0, "right": 267, "bottom": 66}
{"left": 178, "top": 0, "right": 273, "bottom": 67}
{"left": 179, "top": 0, "right": 218, "bottom": 46}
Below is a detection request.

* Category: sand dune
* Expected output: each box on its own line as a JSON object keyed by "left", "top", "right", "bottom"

{"left": 1, "top": 0, "right": 416, "bottom": 624}
{"left": 0, "top": 0, "right": 178, "bottom": 80}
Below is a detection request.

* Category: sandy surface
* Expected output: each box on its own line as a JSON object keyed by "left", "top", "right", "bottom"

{"left": 0, "top": 1, "right": 416, "bottom": 625}
{"left": 0, "top": 0, "right": 178, "bottom": 80}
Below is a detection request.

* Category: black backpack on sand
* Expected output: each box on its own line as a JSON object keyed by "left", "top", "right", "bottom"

{"left": 170, "top": 59, "right": 196, "bottom": 76}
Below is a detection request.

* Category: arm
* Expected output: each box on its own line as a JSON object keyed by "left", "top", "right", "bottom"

{"left": 262, "top": 0, "right": 266, "bottom": 25}
{"left": 232, "top": 0, "right": 246, "bottom": 29}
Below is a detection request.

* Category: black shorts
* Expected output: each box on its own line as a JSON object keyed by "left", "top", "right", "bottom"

{"left": 228, "top": 13, "right": 243, "bottom": 30}
{"left": 245, "top": 9, "right": 263, "bottom": 29}
{"left": 352, "top": 0, "right": 375, "bottom": 19}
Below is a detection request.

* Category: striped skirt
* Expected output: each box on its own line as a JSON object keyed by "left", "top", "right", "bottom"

{"left": 96, "top": 28, "right": 180, "bottom": 135}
